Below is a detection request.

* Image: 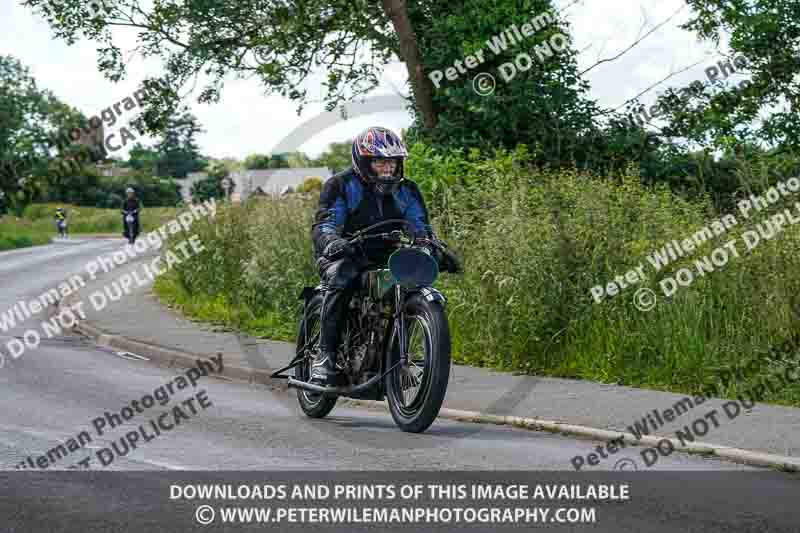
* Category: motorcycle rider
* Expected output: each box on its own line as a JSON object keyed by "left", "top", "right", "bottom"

{"left": 121, "top": 187, "right": 141, "bottom": 244}
{"left": 309, "top": 126, "right": 461, "bottom": 387}
{"left": 55, "top": 207, "right": 68, "bottom": 238}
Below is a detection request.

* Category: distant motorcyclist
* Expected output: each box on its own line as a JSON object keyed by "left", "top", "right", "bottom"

{"left": 309, "top": 126, "right": 461, "bottom": 387}
{"left": 55, "top": 207, "right": 68, "bottom": 239}
{"left": 121, "top": 187, "right": 141, "bottom": 245}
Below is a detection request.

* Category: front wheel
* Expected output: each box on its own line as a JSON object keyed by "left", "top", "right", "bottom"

{"left": 385, "top": 294, "right": 451, "bottom": 433}
{"left": 295, "top": 293, "right": 337, "bottom": 418}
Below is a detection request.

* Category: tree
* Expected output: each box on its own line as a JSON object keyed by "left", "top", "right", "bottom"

{"left": 287, "top": 151, "right": 313, "bottom": 168}
{"left": 190, "top": 174, "right": 233, "bottom": 203}
{"left": 0, "top": 55, "right": 108, "bottom": 208}
{"left": 153, "top": 111, "right": 206, "bottom": 178}
{"left": 298, "top": 176, "right": 324, "bottom": 193}
{"left": 206, "top": 160, "right": 230, "bottom": 181}
{"left": 244, "top": 153, "right": 272, "bottom": 170}
{"left": 21, "top": 0, "right": 436, "bottom": 134}
{"left": 405, "top": 0, "right": 600, "bottom": 160}
{"left": 127, "top": 143, "right": 160, "bottom": 174}
{"left": 313, "top": 140, "right": 353, "bottom": 173}
{"left": 658, "top": 0, "right": 800, "bottom": 153}
{"left": 269, "top": 153, "right": 290, "bottom": 169}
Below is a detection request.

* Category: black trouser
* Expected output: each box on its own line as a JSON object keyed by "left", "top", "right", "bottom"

{"left": 317, "top": 244, "right": 397, "bottom": 354}
{"left": 317, "top": 255, "right": 362, "bottom": 354}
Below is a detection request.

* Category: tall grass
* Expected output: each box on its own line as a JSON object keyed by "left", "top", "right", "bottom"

{"left": 154, "top": 146, "right": 800, "bottom": 406}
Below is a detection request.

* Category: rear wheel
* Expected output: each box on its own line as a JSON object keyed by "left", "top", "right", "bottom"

{"left": 385, "top": 294, "right": 451, "bottom": 433}
{"left": 295, "top": 293, "right": 337, "bottom": 418}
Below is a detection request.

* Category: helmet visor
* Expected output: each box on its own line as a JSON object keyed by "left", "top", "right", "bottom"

{"left": 370, "top": 158, "right": 398, "bottom": 178}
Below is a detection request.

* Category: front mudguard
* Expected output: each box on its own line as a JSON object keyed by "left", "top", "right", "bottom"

{"left": 409, "top": 286, "right": 447, "bottom": 310}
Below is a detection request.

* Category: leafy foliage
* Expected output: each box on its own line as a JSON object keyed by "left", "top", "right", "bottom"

{"left": 312, "top": 140, "right": 352, "bottom": 173}
{"left": 244, "top": 153, "right": 272, "bottom": 170}
{"left": 669, "top": 0, "right": 800, "bottom": 152}
{"left": 190, "top": 174, "right": 233, "bottom": 203}
{"left": 406, "top": 0, "right": 599, "bottom": 160}
{"left": 152, "top": 111, "right": 206, "bottom": 178}
{"left": 298, "top": 176, "right": 324, "bottom": 193}
{"left": 20, "top": 0, "right": 401, "bottom": 132}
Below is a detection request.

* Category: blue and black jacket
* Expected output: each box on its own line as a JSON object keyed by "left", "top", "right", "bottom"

{"left": 311, "top": 168, "right": 433, "bottom": 260}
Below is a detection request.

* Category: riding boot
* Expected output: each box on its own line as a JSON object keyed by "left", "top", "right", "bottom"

{"left": 310, "top": 350, "right": 339, "bottom": 387}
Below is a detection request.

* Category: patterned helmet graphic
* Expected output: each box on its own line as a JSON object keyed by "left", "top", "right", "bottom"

{"left": 351, "top": 127, "right": 408, "bottom": 176}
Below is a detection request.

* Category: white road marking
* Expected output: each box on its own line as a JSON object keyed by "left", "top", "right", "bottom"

{"left": 115, "top": 351, "right": 150, "bottom": 361}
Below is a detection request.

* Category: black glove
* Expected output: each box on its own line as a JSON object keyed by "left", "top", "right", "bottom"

{"left": 416, "top": 237, "right": 462, "bottom": 274}
{"left": 413, "top": 237, "right": 438, "bottom": 257}
{"left": 323, "top": 238, "right": 354, "bottom": 260}
{"left": 440, "top": 248, "right": 463, "bottom": 274}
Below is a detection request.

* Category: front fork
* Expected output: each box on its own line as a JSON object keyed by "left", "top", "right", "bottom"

{"left": 393, "top": 284, "right": 408, "bottom": 368}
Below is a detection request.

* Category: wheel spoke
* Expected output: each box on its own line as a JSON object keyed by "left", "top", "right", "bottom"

{"left": 395, "top": 314, "right": 432, "bottom": 408}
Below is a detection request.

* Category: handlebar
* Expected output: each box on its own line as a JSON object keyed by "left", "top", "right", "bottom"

{"left": 348, "top": 229, "right": 411, "bottom": 246}
{"left": 343, "top": 218, "right": 453, "bottom": 260}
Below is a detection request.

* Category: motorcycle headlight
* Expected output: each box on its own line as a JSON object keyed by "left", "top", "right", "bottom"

{"left": 388, "top": 247, "right": 438, "bottom": 288}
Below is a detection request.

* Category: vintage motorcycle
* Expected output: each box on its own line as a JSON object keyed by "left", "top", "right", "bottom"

{"left": 271, "top": 219, "right": 459, "bottom": 433}
{"left": 122, "top": 209, "right": 139, "bottom": 245}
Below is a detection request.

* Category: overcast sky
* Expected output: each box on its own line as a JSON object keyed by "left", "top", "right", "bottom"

{"left": 0, "top": 0, "right": 735, "bottom": 160}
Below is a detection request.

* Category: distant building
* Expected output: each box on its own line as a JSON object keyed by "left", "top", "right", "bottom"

{"left": 231, "top": 167, "right": 332, "bottom": 202}
{"left": 95, "top": 163, "right": 135, "bottom": 178}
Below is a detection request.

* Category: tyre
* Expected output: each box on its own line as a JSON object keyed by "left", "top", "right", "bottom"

{"left": 295, "top": 293, "right": 337, "bottom": 418}
{"left": 385, "top": 293, "right": 451, "bottom": 433}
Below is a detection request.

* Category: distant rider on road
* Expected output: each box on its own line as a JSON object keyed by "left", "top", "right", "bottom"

{"left": 122, "top": 187, "right": 141, "bottom": 245}
{"left": 55, "top": 207, "right": 68, "bottom": 238}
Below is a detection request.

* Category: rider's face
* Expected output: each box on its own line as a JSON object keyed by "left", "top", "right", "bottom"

{"left": 370, "top": 158, "right": 397, "bottom": 177}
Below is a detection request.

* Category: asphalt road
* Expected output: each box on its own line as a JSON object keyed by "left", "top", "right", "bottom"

{"left": 0, "top": 240, "right": 797, "bottom": 532}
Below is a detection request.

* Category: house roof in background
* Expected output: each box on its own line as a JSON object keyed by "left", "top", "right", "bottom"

{"left": 233, "top": 167, "right": 332, "bottom": 196}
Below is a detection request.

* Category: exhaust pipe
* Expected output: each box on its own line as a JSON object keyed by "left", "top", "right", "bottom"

{"left": 288, "top": 368, "right": 385, "bottom": 396}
